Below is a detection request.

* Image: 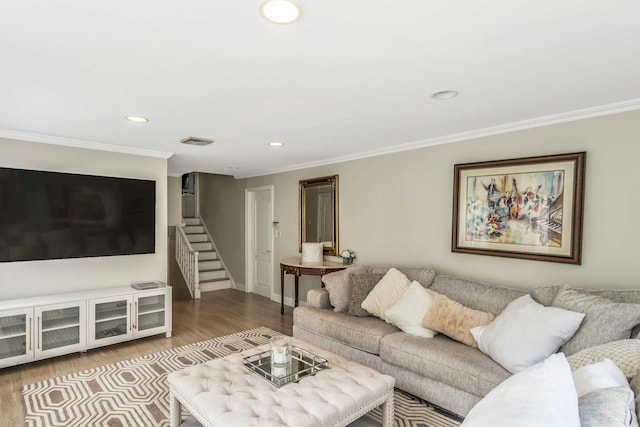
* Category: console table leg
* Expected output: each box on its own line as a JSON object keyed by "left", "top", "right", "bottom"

{"left": 294, "top": 275, "right": 299, "bottom": 307}
{"left": 280, "top": 268, "right": 285, "bottom": 315}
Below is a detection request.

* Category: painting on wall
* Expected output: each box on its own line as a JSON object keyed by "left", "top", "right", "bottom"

{"left": 452, "top": 152, "right": 586, "bottom": 264}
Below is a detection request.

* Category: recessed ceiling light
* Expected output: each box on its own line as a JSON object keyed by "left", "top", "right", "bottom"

{"left": 268, "top": 141, "right": 285, "bottom": 147}
{"left": 260, "top": 0, "right": 301, "bottom": 24}
{"left": 431, "top": 90, "right": 459, "bottom": 100}
{"left": 125, "top": 115, "right": 149, "bottom": 123}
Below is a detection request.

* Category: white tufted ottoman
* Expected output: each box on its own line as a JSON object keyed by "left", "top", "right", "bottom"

{"left": 167, "top": 338, "right": 395, "bottom": 427}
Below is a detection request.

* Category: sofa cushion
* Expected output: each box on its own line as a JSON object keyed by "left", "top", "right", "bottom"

{"left": 567, "top": 339, "right": 640, "bottom": 379}
{"left": 323, "top": 266, "right": 367, "bottom": 313}
{"left": 361, "top": 268, "right": 411, "bottom": 321}
{"left": 379, "top": 332, "right": 510, "bottom": 398}
{"left": 430, "top": 275, "right": 527, "bottom": 316}
{"left": 348, "top": 272, "right": 385, "bottom": 316}
{"left": 551, "top": 286, "right": 640, "bottom": 355}
{"left": 293, "top": 306, "right": 398, "bottom": 354}
{"left": 421, "top": 292, "right": 494, "bottom": 347}
{"left": 364, "top": 265, "right": 437, "bottom": 287}
{"left": 534, "top": 285, "right": 640, "bottom": 307}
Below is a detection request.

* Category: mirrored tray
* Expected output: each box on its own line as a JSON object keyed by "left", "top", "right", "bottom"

{"left": 243, "top": 346, "right": 329, "bottom": 387}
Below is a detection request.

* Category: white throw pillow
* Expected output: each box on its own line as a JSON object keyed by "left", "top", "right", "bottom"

{"left": 361, "top": 268, "right": 411, "bottom": 321}
{"left": 470, "top": 294, "right": 585, "bottom": 373}
{"left": 461, "top": 353, "right": 580, "bottom": 427}
{"left": 384, "top": 281, "right": 437, "bottom": 338}
{"left": 573, "top": 358, "right": 630, "bottom": 397}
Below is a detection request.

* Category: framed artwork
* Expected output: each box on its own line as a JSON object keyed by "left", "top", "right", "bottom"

{"left": 452, "top": 152, "right": 586, "bottom": 264}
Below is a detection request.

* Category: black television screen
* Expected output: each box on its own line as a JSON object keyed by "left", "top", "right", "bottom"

{"left": 0, "top": 167, "right": 156, "bottom": 262}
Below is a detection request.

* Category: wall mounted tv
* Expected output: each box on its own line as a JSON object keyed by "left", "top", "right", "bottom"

{"left": 0, "top": 167, "right": 156, "bottom": 262}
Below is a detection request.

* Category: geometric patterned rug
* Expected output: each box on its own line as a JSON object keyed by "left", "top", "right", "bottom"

{"left": 22, "top": 327, "right": 462, "bottom": 427}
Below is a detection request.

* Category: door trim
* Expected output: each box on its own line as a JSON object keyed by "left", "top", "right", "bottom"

{"left": 245, "top": 185, "right": 275, "bottom": 299}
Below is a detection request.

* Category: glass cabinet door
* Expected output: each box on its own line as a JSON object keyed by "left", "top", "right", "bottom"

{"left": 89, "top": 296, "right": 132, "bottom": 347}
{"left": 134, "top": 292, "right": 167, "bottom": 336}
{"left": 35, "top": 301, "right": 86, "bottom": 357}
{"left": 0, "top": 308, "right": 33, "bottom": 368}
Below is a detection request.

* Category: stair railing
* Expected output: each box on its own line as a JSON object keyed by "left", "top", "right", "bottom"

{"left": 176, "top": 222, "right": 201, "bottom": 299}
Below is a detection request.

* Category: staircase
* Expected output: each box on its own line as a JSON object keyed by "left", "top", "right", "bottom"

{"left": 176, "top": 217, "right": 231, "bottom": 298}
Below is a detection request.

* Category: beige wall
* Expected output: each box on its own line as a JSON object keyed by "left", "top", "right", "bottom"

{"left": 198, "top": 173, "right": 247, "bottom": 287}
{"left": 0, "top": 138, "right": 168, "bottom": 300}
{"left": 167, "top": 176, "right": 182, "bottom": 226}
{"left": 245, "top": 109, "right": 640, "bottom": 302}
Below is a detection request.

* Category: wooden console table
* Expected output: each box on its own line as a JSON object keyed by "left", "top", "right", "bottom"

{"left": 279, "top": 257, "right": 348, "bottom": 315}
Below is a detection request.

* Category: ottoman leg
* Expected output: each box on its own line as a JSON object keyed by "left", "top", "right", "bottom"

{"left": 169, "top": 390, "right": 182, "bottom": 427}
{"left": 381, "top": 391, "right": 394, "bottom": 427}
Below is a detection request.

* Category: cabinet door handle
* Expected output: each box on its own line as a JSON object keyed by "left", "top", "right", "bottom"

{"left": 129, "top": 303, "right": 133, "bottom": 331}
{"left": 28, "top": 317, "right": 32, "bottom": 352}
{"left": 134, "top": 301, "right": 138, "bottom": 330}
{"left": 36, "top": 316, "right": 40, "bottom": 350}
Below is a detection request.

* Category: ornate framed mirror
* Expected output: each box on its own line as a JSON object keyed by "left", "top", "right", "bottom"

{"left": 299, "top": 175, "right": 339, "bottom": 256}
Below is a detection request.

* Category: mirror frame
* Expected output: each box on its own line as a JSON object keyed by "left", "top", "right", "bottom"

{"left": 299, "top": 175, "right": 339, "bottom": 256}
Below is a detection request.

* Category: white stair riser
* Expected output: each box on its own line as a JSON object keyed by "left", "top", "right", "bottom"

{"left": 183, "top": 218, "right": 200, "bottom": 225}
{"left": 184, "top": 226, "right": 204, "bottom": 234}
{"left": 199, "top": 260, "right": 222, "bottom": 270}
{"left": 191, "top": 242, "right": 213, "bottom": 251}
{"left": 198, "top": 251, "right": 217, "bottom": 260}
{"left": 199, "top": 279, "right": 231, "bottom": 293}
{"left": 187, "top": 234, "right": 208, "bottom": 243}
{"left": 200, "top": 270, "right": 227, "bottom": 281}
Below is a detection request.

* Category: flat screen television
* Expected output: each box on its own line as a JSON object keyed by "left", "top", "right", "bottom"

{"left": 0, "top": 167, "right": 156, "bottom": 262}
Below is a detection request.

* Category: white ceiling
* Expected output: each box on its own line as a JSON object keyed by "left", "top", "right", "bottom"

{"left": 1, "top": 0, "right": 640, "bottom": 178}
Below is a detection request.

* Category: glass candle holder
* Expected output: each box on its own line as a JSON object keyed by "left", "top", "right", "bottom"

{"left": 270, "top": 335, "right": 292, "bottom": 367}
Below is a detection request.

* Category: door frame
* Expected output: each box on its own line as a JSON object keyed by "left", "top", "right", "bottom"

{"left": 245, "top": 185, "right": 275, "bottom": 299}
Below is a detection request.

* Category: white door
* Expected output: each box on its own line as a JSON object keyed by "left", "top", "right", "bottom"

{"left": 246, "top": 186, "right": 274, "bottom": 299}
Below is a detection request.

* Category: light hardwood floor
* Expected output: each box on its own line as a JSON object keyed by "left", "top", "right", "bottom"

{"left": 0, "top": 288, "right": 293, "bottom": 426}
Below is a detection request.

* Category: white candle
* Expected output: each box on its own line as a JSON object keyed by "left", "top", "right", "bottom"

{"left": 272, "top": 345, "right": 289, "bottom": 365}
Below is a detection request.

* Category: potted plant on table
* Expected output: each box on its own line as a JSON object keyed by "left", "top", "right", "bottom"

{"left": 339, "top": 249, "right": 356, "bottom": 265}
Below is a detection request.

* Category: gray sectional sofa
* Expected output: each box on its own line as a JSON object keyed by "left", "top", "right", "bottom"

{"left": 292, "top": 265, "right": 640, "bottom": 418}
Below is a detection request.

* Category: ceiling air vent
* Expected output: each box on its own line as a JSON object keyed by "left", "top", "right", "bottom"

{"left": 180, "top": 137, "right": 214, "bottom": 146}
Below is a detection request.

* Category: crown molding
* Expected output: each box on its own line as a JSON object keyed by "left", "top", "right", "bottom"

{"left": 238, "top": 98, "right": 640, "bottom": 178}
{"left": 0, "top": 129, "right": 174, "bottom": 159}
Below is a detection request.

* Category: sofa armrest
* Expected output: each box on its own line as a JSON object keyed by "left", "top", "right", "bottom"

{"left": 307, "top": 288, "right": 332, "bottom": 309}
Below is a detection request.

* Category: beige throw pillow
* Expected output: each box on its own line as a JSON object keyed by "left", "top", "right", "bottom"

{"left": 567, "top": 339, "right": 640, "bottom": 379}
{"left": 361, "top": 268, "right": 411, "bottom": 321}
{"left": 422, "top": 292, "right": 494, "bottom": 348}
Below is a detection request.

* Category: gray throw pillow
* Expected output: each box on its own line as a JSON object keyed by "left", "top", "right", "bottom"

{"left": 552, "top": 286, "right": 640, "bottom": 356}
{"left": 631, "top": 372, "right": 640, "bottom": 422}
{"left": 578, "top": 386, "right": 638, "bottom": 427}
{"left": 322, "top": 266, "right": 366, "bottom": 312}
{"left": 348, "top": 272, "right": 385, "bottom": 317}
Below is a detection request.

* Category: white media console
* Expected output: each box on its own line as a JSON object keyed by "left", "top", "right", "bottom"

{"left": 0, "top": 284, "right": 172, "bottom": 369}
